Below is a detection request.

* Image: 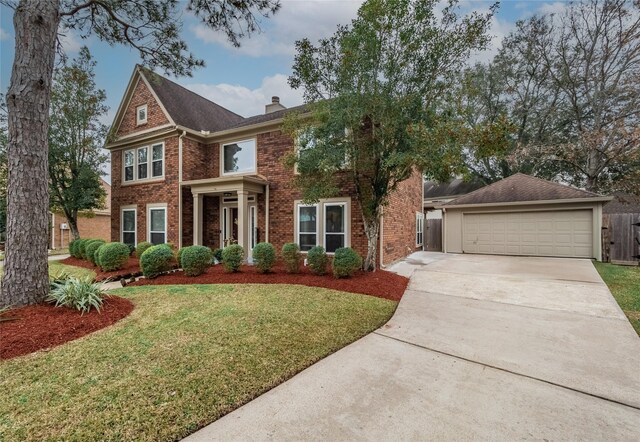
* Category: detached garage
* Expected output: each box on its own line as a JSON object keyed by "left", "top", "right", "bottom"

{"left": 439, "top": 174, "right": 612, "bottom": 261}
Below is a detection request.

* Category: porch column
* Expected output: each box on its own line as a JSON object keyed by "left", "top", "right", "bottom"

{"left": 193, "top": 193, "right": 203, "bottom": 245}
{"left": 237, "top": 190, "right": 249, "bottom": 257}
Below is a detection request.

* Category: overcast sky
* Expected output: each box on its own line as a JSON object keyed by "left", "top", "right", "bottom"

{"left": 0, "top": 1, "right": 570, "bottom": 122}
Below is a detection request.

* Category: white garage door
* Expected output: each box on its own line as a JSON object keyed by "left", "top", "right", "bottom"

{"left": 463, "top": 210, "right": 593, "bottom": 258}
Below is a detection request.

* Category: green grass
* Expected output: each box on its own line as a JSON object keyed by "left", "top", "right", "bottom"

{"left": 0, "top": 284, "right": 396, "bottom": 441}
{"left": 0, "top": 261, "right": 96, "bottom": 281}
{"left": 594, "top": 262, "right": 640, "bottom": 335}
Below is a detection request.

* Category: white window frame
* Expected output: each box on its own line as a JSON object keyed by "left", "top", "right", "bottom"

{"left": 220, "top": 138, "right": 257, "bottom": 176}
{"left": 323, "top": 202, "right": 348, "bottom": 253}
{"left": 416, "top": 212, "right": 424, "bottom": 247}
{"left": 296, "top": 203, "right": 319, "bottom": 252}
{"left": 122, "top": 141, "right": 165, "bottom": 184}
{"left": 147, "top": 203, "right": 167, "bottom": 245}
{"left": 121, "top": 206, "right": 137, "bottom": 246}
{"left": 136, "top": 104, "right": 148, "bottom": 125}
{"left": 123, "top": 149, "right": 135, "bottom": 182}
{"left": 137, "top": 146, "right": 149, "bottom": 180}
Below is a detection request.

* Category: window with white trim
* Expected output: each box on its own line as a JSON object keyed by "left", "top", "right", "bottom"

{"left": 123, "top": 142, "right": 164, "bottom": 183}
{"left": 298, "top": 205, "right": 318, "bottom": 252}
{"left": 324, "top": 203, "right": 346, "bottom": 253}
{"left": 222, "top": 139, "right": 256, "bottom": 175}
{"left": 416, "top": 212, "right": 424, "bottom": 246}
{"left": 121, "top": 208, "right": 136, "bottom": 246}
{"left": 148, "top": 206, "right": 167, "bottom": 245}
{"left": 136, "top": 104, "right": 147, "bottom": 125}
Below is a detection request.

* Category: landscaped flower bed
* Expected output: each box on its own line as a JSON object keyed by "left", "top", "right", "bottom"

{"left": 60, "top": 256, "right": 141, "bottom": 281}
{"left": 0, "top": 296, "right": 134, "bottom": 360}
{"left": 130, "top": 262, "right": 408, "bottom": 301}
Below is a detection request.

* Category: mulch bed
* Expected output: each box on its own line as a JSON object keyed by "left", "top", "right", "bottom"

{"left": 130, "top": 263, "right": 409, "bottom": 301}
{"left": 59, "top": 256, "right": 141, "bottom": 282}
{"left": 0, "top": 296, "right": 134, "bottom": 360}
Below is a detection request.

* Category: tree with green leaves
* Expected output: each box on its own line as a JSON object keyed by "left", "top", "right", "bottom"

{"left": 49, "top": 47, "right": 108, "bottom": 241}
{"left": 287, "top": 0, "right": 495, "bottom": 270}
{"left": 1, "top": 0, "right": 280, "bottom": 307}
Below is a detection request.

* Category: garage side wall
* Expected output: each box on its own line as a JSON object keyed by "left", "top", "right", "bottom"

{"left": 443, "top": 202, "right": 604, "bottom": 260}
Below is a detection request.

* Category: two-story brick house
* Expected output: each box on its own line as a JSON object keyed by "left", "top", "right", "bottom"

{"left": 106, "top": 66, "right": 424, "bottom": 266}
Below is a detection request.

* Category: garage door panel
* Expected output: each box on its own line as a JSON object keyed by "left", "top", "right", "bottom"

{"left": 463, "top": 210, "right": 593, "bottom": 258}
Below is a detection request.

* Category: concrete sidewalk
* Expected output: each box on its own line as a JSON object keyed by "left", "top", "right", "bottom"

{"left": 185, "top": 253, "right": 640, "bottom": 441}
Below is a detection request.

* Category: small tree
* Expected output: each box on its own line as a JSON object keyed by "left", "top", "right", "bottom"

{"left": 49, "top": 47, "right": 108, "bottom": 240}
{"left": 287, "top": 0, "right": 494, "bottom": 270}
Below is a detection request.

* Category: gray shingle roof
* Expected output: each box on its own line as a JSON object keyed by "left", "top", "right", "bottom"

{"left": 424, "top": 178, "right": 485, "bottom": 199}
{"left": 142, "top": 68, "right": 243, "bottom": 132}
{"left": 445, "top": 173, "right": 601, "bottom": 206}
{"left": 603, "top": 192, "right": 640, "bottom": 214}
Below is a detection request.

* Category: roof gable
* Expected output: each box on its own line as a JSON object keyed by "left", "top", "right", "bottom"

{"left": 446, "top": 173, "right": 600, "bottom": 206}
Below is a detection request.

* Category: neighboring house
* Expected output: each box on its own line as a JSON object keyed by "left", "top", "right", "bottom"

{"left": 105, "top": 66, "right": 423, "bottom": 266}
{"left": 50, "top": 179, "right": 112, "bottom": 249}
{"left": 438, "top": 173, "right": 611, "bottom": 260}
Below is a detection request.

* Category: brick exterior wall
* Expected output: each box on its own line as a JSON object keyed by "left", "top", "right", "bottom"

{"left": 117, "top": 78, "right": 170, "bottom": 137}
{"left": 381, "top": 169, "right": 424, "bottom": 265}
{"left": 110, "top": 77, "right": 422, "bottom": 266}
{"left": 51, "top": 213, "right": 111, "bottom": 248}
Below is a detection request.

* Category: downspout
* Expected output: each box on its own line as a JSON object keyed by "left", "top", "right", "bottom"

{"left": 265, "top": 184, "right": 270, "bottom": 243}
{"left": 379, "top": 206, "right": 385, "bottom": 268}
{"left": 178, "top": 129, "right": 186, "bottom": 249}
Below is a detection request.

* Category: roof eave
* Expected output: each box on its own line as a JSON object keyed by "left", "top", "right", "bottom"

{"left": 436, "top": 196, "right": 613, "bottom": 210}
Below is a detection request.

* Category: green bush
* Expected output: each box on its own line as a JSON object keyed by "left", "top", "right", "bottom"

{"left": 176, "top": 247, "right": 186, "bottom": 267}
{"left": 97, "top": 242, "right": 131, "bottom": 272}
{"left": 212, "top": 248, "right": 223, "bottom": 264}
{"left": 77, "top": 239, "right": 90, "bottom": 260}
{"left": 135, "top": 241, "right": 152, "bottom": 258}
{"left": 282, "top": 243, "right": 301, "bottom": 274}
{"left": 221, "top": 244, "right": 244, "bottom": 273}
{"left": 140, "top": 244, "right": 175, "bottom": 279}
{"left": 332, "top": 247, "right": 362, "bottom": 278}
{"left": 126, "top": 243, "right": 136, "bottom": 256}
{"left": 94, "top": 243, "right": 106, "bottom": 268}
{"left": 181, "top": 245, "right": 212, "bottom": 277}
{"left": 47, "top": 277, "right": 107, "bottom": 313}
{"left": 252, "top": 242, "right": 276, "bottom": 273}
{"left": 307, "top": 246, "right": 327, "bottom": 275}
{"left": 68, "top": 239, "right": 79, "bottom": 258}
{"left": 85, "top": 240, "right": 106, "bottom": 265}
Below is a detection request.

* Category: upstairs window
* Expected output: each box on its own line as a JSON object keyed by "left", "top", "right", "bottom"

{"left": 222, "top": 139, "right": 256, "bottom": 175}
{"left": 122, "top": 142, "right": 164, "bottom": 183}
{"left": 136, "top": 104, "right": 147, "bottom": 125}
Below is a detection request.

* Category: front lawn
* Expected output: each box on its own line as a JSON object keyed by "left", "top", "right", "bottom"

{"left": 594, "top": 262, "right": 640, "bottom": 335}
{"left": 0, "top": 261, "right": 96, "bottom": 280}
{"left": 0, "top": 284, "right": 396, "bottom": 441}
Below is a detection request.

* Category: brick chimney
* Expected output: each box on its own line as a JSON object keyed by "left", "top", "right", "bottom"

{"left": 265, "top": 96, "right": 286, "bottom": 114}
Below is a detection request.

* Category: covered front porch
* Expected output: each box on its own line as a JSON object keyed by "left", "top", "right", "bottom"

{"left": 183, "top": 176, "right": 268, "bottom": 257}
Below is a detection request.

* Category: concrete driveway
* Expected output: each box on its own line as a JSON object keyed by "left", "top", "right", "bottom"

{"left": 185, "top": 253, "right": 640, "bottom": 441}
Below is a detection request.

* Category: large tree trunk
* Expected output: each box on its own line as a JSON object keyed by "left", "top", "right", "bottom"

{"left": 361, "top": 205, "right": 381, "bottom": 272}
{"left": 1, "top": 1, "right": 60, "bottom": 307}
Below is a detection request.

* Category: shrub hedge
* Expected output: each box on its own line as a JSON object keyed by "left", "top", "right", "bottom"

{"left": 85, "top": 240, "right": 106, "bottom": 265}
{"left": 221, "top": 244, "right": 244, "bottom": 273}
{"left": 97, "top": 242, "right": 131, "bottom": 272}
{"left": 212, "top": 248, "right": 223, "bottom": 264}
{"left": 252, "top": 242, "right": 276, "bottom": 273}
{"left": 282, "top": 243, "right": 301, "bottom": 274}
{"left": 307, "top": 246, "right": 327, "bottom": 275}
{"left": 140, "top": 244, "right": 175, "bottom": 279}
{"left": 77, "top": 239, "right": 90, "bottom": 260}
{"left": 135, "top": 241, "right": 153, "bottom": 258}
{"left": 68, "top": 239, "right": 79, "bottom": 258}
{"left": 180, "top": 245, "right": 212, "bottom": 276}
{"left": 332, "top": 247, "right": 362, "bottom": 278}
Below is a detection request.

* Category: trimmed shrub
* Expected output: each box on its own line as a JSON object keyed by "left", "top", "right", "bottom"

{"left": 212, "top": 248, "right": 223, "bottom": 264}
{"left": 126, "top": 243, "right": 136, "bottom": 256}
{"left": 307, "top": 246, "right": 328, "bottom": 275}
{"left": 332, "top": 247, "right": 362, "bottom": 278}
{"left": 135, "top": 241, "right": 153, "bottom": 258}
{"left": 97, "top": 242, "right": 131, "bottom": 272}
{"left": 47, "top": 277, "right": 107, "bottom": 313}
{"left": 252, "top": 242, "right": 276, "bottom": 274}
{"left": 140, "top": 244, "right": 175, "bottom": 279}
{"left": 176, "top": 247, "right": 186, "bottom": 268}
{"left": 85, "top": 240, "right": 106, "bottom": 265}
{"left": 70, "top": 238, "right": 85, "bottom": 258}
{"left": 94, "top": 243, "right": 107, "bottom": 268}
{"left": 221, "top": 244, "right": 244, "bottom": 273}
{"left": 68, "top": 239, "right": 79, "bottom": 258}
{"left": 77, "top": 239, "right": 90, "bottom": 260}
{"left": 181, "top": 245, "right": 213, "bottom": 276}
{"left": 282, "top": 243, "right": 301, "bottom": 274}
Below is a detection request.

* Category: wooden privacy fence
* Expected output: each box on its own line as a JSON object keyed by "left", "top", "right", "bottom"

{"left": 602, "top": 213, "right": 640, "bottom": 265}
{"left": 425, "top": 218, "right": 442, "bottom": 252}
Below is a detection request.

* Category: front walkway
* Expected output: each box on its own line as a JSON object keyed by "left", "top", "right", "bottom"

{"left": 185, "top": 253, "right": 640, "bottom": 441}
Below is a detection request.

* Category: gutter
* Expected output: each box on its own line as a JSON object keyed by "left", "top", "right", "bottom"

{"left": 435, "top": 196, "right": 613, "bottom": 210}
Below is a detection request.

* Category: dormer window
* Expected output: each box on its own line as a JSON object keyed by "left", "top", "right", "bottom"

{"left": 136, "top": 104, "right": 148, "bottom": 125}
